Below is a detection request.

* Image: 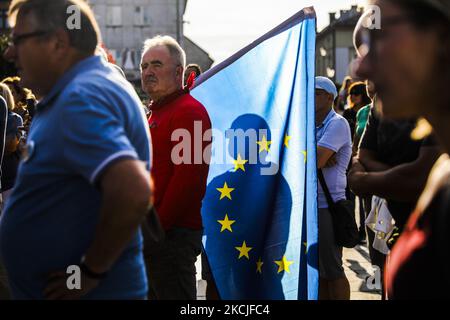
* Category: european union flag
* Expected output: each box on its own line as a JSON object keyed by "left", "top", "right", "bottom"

{"left": 191, "top": 7, "right": 318, "bottom": 300}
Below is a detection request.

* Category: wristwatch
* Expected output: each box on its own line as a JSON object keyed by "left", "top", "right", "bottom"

{"left": 80, "top": 256, "right": 108, "bottom": 280}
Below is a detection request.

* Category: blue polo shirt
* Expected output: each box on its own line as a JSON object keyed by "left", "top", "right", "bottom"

{"left": 0, "top": 56, "right": 151, "bottom": 299}
{"left": 316, "top": 109, "right": 352, "bottom": 209}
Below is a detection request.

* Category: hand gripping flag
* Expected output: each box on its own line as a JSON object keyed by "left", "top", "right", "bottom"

{"left": 191, "top": 7, "right": 318, "bottom": 300}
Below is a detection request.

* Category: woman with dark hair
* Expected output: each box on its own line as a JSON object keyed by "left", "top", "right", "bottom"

{"left": 343, "top": 81, "right": 372, "bottom": 139}
{"left": 354, "top": 0, "right": 450, "bottom": 299}
{"left": 336, "top": 76, "right": 353, "bottom": 114}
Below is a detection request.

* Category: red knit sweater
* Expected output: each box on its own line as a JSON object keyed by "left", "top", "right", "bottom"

{"left": 148, "top": 90, "right": 211, "bottom": 231}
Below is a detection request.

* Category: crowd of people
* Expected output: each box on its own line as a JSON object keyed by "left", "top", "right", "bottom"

{"left": 0, "top": 78, "right": 36, "bottom": 205}
{"left": 318, "top": 0, "right": 450, "bottom": 300}
{"left": 0, "top": 0, "right": 211, "bottom": 300}
{"left": 0, "top": 0, "right": 448, "bottom": 300}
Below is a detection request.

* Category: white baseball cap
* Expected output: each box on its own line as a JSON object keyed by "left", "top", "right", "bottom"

{"left": 315, "top": 76, "right": 338, "bottom": 100}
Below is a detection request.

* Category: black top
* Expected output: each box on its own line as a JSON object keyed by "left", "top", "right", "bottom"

{"left": 359, "top": 107, "right": 436, "bottom": 229}
{"left": 387, "top": 164, "right": 450, "bottom": 299}
{"left": 1, "top": 151, "right": 21, "bottom": 192}
{"left": 342, "top": 107, "right": 357, "bottom": 139}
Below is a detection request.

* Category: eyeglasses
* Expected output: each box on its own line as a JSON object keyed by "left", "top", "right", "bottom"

{"left": 9, "top": 30, "right": 51, "bottom": 47}
{"left": 357, "top": 15, "right": 414, "bottom": 59}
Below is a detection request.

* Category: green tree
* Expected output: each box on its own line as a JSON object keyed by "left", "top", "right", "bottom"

{"left": 0, "top": 33, "right": 16, "bottom": 79}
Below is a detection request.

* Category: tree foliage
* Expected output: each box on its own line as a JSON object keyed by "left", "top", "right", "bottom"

{"left": 0, "top": 33, "right": 16, "bottom": 79}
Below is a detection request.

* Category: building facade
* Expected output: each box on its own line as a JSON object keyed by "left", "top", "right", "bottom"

{"left": 316, "top": 5, "right": 363, "bottom": 85}
{"left": 0, "top": 1, "right": 364, "bottom": 86}
{"left": 90, "top": 0, "right": 213, "bottom": 81}
{"left": 0, "top": 0, "right": 213, "bottom": 82}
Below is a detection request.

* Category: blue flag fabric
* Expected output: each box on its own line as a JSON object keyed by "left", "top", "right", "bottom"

{"left": 191, "top": 7, "right": 318, "bottom": 300}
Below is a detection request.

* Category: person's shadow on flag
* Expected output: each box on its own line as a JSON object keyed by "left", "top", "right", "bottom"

{"left": 202, "top": 114, "right": 294, "bottom": 299}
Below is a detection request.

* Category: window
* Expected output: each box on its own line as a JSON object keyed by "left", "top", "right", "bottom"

{"left": 134, "top": 6, "right": 144, "bottom": 26}
{"left": 106, "top": 6, "right": 122, "bottom": 26}
{"left": 134, "top": 6, "right": 151, "bottom": 26}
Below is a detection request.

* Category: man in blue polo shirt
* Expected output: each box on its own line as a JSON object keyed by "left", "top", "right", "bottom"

{"left": 315, "top": 76, "right": 352, "bottom": 300}
{"left": 0, "top": 0, "right": 152, "bottom": 299}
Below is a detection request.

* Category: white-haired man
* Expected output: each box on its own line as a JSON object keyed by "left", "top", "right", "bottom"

{"left": 140, "top": 35, "right": 211, "bottom": 300}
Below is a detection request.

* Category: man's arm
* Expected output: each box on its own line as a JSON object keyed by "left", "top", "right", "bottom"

{"left": 45, "top": 159, "right": 152, "bottom": 299}
{"left": 317, "top": 117, "right": 351, "bottom": 169}
{"left": 317, "top": 146, "right": 336, "bottom": 169}
{"left": 82, "top": 159, "right": 152, "bottom": 273}
{"left": 157, "top": 161, "right": 209, "bottom": 230}
{"left": 358, "top": 148, "right": 391, "bottom": 172}
{"left": 157, "top": 110, "right": 211, "bottom": 231}
{"left": 349, "top": 146, "right": 441, "bottom": 201}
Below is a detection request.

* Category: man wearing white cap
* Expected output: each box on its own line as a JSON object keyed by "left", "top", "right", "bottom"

{"left": 315, "top": 76, "right": 352, "bottom": 300}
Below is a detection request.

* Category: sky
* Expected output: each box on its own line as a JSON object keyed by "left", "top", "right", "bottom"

{"left": 184, "top": 0, "right": 367, "bottom": 65}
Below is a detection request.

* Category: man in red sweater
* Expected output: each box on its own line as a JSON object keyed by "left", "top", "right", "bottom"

{"left": 140, "top": 35, "right": 211, "bottom": 300}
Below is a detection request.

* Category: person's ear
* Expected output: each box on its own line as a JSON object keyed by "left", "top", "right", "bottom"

{"left": 175, "top": 65, "right": 183, "bottom": 78}
{"left": 52, "top": 28, "right": 71, "bottom": 56}
{"left": 328, "top": 93, "right": 335, "bottom": 104}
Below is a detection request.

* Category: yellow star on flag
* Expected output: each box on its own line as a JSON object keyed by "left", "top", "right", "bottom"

{"left": 256, "top": 258, "right": 264, "bottom": 274}
{"left": 217, "top": 214, "right": 235, "bottom": 232}
{"left": 235, "top": 241, "right": 253, "bottom": 259}
{"left": 232, "top": 154, "right": 248, "bottom": 172}
{"left": 274, "top": 255, "right": 294, "bottom": 274}
{"left": 302, "top": 150, "right": 307, "bottom": 163}
{"left": 256, "top": 135, "right": 272, "bottom": 153}
{"left": 284, "top": 134, "right": 291, "bottom": 148}
{"left": 216, "top": 182, "right": 234, "bottom": 200}
{"left": 303, "top": 242, "right": 308, "bottom": 254}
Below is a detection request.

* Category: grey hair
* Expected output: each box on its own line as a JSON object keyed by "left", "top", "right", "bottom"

{"left": 141, "top": 35, "right": 186, "bottom": 69}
